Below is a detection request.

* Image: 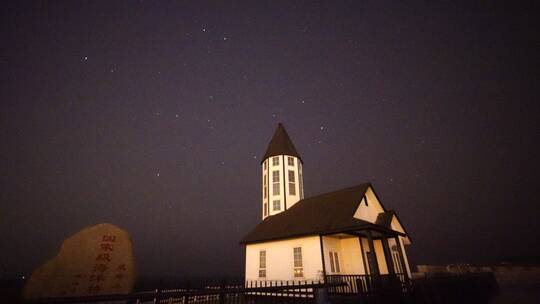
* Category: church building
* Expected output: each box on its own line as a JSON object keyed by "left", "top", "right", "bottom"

{"left": 240, "top": 123, "right": 412, "bottom": 283}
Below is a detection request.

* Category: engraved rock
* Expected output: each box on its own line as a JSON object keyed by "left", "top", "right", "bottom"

{"left": 24, "top": 223, "right": 136, "bottom": 299}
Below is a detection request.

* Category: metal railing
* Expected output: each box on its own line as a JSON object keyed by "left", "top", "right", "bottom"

{"left": 326, "top": 273, "right": 409, "bottom": 295}
{"left": 24, "top": 280, "right": 344, "bottom": 304}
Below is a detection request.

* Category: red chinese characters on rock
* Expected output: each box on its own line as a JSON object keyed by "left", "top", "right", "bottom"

{"left": 101, "top": 243, "right": 114, "bottom": 251}
{"left": 102, "top": 235, "right": 116, "bottom": 243}
{"left": 86, "top": 235, "right": 116, "bottom": 294}
{"left": 111, "top": 264, "right": 127, "bottom": 290}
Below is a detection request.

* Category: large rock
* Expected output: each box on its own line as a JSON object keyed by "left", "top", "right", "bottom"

{"left": 24, "top": 223, "right": 136, "bottom": 299}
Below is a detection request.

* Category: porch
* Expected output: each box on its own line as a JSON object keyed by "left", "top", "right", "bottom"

{"left": 318, "top": 227, "right": 411, "bottom": 295}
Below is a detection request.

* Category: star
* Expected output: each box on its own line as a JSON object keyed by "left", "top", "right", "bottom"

{"left": 320, "top": 126, "right": 324, "bottom": 131}
{"left": 175, "top": 114, "right": 179, "bottom": 118}
{"left": 156, "top": 172, "right": 160, "bottom": 177}
{"left": 83, "top": 56, "right": 88, "bottom": 61}
{"left": 223, "top": 36, "right": 228, "bottom": 40}
{"left": 202, "top": 28, "right": 206, "bottom": 32}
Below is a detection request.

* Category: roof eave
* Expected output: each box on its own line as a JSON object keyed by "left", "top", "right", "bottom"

{"left": 239, "top": 222, "right": 405, "bottom": 245}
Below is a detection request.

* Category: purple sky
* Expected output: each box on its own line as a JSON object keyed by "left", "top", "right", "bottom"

{"left": 1, "top": 1, "right": 539, "bottom": 278}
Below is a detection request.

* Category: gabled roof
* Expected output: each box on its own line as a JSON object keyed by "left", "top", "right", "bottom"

{"left": 375, "top": 210, "right": 396, "bottom": 228}
{"left": 240, "top": 183, "right": 399, "bottom": 244}
{"left": 376, "top": 210, "right": 413, "bottom": 243}
{"left": 262, "top": 123, "right": 302, "bottom": 163}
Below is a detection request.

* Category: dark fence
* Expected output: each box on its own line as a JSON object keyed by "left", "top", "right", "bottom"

{"left": 21, "top": 273, "right": 499, "bottom": 304}
{"left": 326, "top": 273, "right": 409, "bottom": 295}
{"left": 23, "top": 280, "right": 341, "bottom": 304}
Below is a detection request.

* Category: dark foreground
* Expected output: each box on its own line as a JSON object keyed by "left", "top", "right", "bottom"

{"left": 4, "top": 272, "right": 537, "bottom": 303}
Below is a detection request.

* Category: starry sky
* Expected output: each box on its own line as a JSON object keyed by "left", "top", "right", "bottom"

{"left": 1, "top": 1, "right": 539, "bottom": 279}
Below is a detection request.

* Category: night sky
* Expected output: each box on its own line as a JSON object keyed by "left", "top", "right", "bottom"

{"left": 2, "top": 1, "right": 539, "bottom": 279}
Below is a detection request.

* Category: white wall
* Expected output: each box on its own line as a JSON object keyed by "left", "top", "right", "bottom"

{"left": 340, "top": 237, "right": 366, "bottom": 274}
{"left": 321, "top": 236, "right": 341, "bottom": 274}
{"left": 353, "top": 187, "right": 385, "bottom": 223}
{"left": 373, "top": 240, "right": 389, "bottom": 274}
{"left": 321, "top": 236, "right": 367, "bottom": 275}
{"left": 245, "top": 236, "right": 323, "bottom": 281}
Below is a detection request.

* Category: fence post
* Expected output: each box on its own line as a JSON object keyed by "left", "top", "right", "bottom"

{"left": 153, "top": 288, "right": 161, "bottom": 304}
{"left": 219, "top": 280, "right": 225, "bottom": 304}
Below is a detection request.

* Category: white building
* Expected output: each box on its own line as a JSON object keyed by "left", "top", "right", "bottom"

{"left": 240, "top": 123, "right": 412, "bottom": 284}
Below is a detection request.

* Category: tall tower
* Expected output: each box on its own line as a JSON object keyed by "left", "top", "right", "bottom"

{"left": 261, "top": 123, "right": 304, "bottom": 220}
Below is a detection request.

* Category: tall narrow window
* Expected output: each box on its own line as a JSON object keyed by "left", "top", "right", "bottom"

{"left": 329, "top": 251, "right": 335, "bottom": 273}
{"left": 288, "top": 170, "right": 296, "bottom": 195}
{"left": 272, "top": 156, "right": 279, "bottom": 166}
{"left": 288, "top": 157, "right": 295, "bottom": 166}
{"left": 293, "top": 247, "right": 303, "bottom": 277}
{"left": 259, "top": 250, "right": 266, "bottom": 278}
{"left": 391, "top": 245, "right": 403, "bottom": 273}
{"left": 263, "top": 203, "right": 267, "bottom": 216}
{"left": 264, "top": 160, "right": 267, "bottom": 170}
{"left": 272, "top": 171, "right": 280, "bottom": 195}
{"left": 334, "top": 252, "right": 340, "bottom": 273}
{"left": 273, "top": 200, "right": 280, "bottom": 211}
{"left": 263, "top": 175, "right": 267, "bottom": 198}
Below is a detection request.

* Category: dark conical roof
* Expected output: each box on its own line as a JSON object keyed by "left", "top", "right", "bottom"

{"left": 262, "top": 123, "right": 302, "bottom": 163}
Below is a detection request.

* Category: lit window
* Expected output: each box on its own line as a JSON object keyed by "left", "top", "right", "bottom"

{"left": 272, "top": 171, "right": 280, "bottom": 195}
{"left": 264, "top": 160, "right": 267, "bottom": 170}
{"left": 273, "top": 200, "right": 280, "bottom": 211}
{"left": 272, "top": 157, "right": 279, "bottom": 166}
{"left": 288, "top": 157, "right": 294, "bottom": 166}
{"left": 293, "top": 247, "right": 303, "bottom": 277}
{"left": 288, "top": 170, "right": 296, "bottom": 195}
{"left": 259, "top": 250, "right": 266, "bottom": 278}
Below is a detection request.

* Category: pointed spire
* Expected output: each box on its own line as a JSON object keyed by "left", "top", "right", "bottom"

{"left": 262, "top": 123, "right": 302, "bottom": 163}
